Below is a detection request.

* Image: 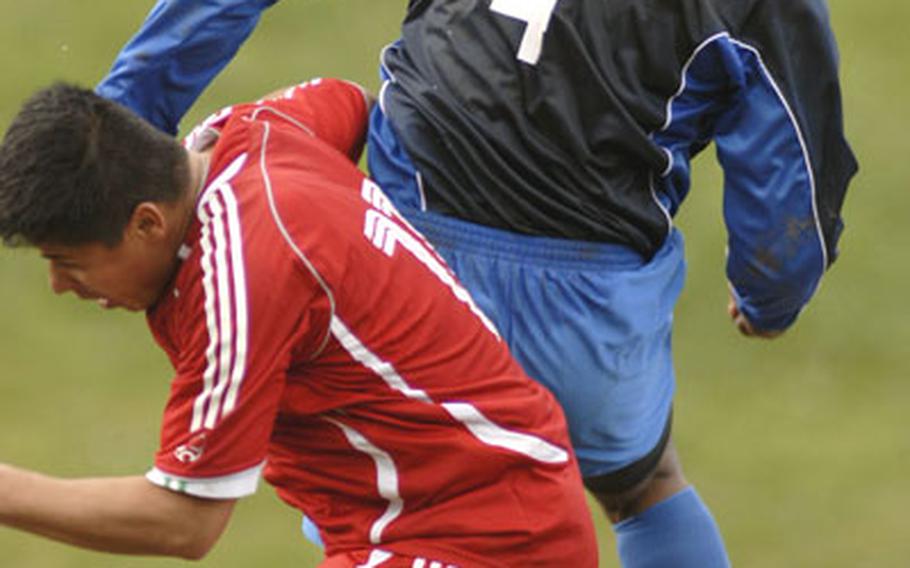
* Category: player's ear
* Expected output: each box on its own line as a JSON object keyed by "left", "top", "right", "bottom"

{"left": 128, "top": 202, "right": 169, "bottom": 242}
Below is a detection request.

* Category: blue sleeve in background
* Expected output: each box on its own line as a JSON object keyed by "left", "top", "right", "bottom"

{"left": 96, "top": 0, "right": 278, "bottom": 134}
{"left": 713, "top": 39, "right": 827, "bottom": 332}
{"left": 655, "top": 29, "right": 853, "bottom": 333}
{"left": 718, "top": 0, "right": 857, "bottom": 332}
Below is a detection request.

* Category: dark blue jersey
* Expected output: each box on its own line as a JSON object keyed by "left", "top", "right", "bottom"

{"left": 98, "top": 0, "right": 857, "bottom": 330}
{"left": 384, "top": 0, "right": 855, "bottom": 254}
{"left": 378, "top": 0, "right": 857, "bottom": 329}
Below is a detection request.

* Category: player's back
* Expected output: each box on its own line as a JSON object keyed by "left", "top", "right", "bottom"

{"left": 260, "top": 120, "right": 594, "bottom": 567}
{"left": 188, "top": 81, "right": 598, "bottom": 567}
{"left": 383, "top": 0, "right": 848, "bottom": 259}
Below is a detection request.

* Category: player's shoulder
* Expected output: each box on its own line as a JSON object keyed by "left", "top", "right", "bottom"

{"left": 182, "top": 105, "right": 236, "bottom": 152}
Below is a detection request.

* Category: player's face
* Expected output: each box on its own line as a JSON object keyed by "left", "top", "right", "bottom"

{"left": 38, "top": 204, "right": 181, "bottom": 311}
{"left": 39, "top": 239, "right": 172, "bottom": 311}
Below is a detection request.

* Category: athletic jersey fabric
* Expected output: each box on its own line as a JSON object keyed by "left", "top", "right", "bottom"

{"left": 380, "top": 0, "right": 857, "bottom": 331}
{"left": 98, "top": 0, "right": 279, "bottom": 136}
{"left": 144, "top": 79, "right": 597, "bottom": 567}
{"left": 99, "top": 0, "right": 857, "bottom": 333}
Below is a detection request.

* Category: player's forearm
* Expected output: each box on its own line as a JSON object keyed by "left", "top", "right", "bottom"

{"left": 0, "top": 464, "right": 234, "bottom": 559}
{"left": 711, "top": 2, "right": 855, "bottom": 334}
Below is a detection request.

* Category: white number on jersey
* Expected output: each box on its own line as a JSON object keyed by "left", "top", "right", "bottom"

{"left": 490, "top": 0, "right": 559, "bottom": 65}
{"left": 360, "top": 179, "right": 500, "bottom": 338}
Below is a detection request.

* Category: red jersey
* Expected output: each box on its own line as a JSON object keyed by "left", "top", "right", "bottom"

{"left": 145, "top": 79, "right": 596, "bottom": 567}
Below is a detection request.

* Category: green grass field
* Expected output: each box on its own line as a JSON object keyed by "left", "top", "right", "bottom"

{"left": 0, "top": 1, "right": 907, "bottom": 566}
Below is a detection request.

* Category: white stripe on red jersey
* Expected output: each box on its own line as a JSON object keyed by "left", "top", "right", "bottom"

{"left": 145, "top": 78, "right": 596, "bottom": 567}
{"left": 355, "top": 549, "right": 393, "bottom": 568}
{"left": 325, "top": 417, "right": 404, "bottom": 545}
{"left": 330, "top": 314, "right": 567, "bottom": 466}
{"left": 191, "top": 155, "right": 250, "bottom": 433}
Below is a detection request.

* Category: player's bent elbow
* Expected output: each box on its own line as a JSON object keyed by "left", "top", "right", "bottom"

{"left": 181, "top": 508, "right": 235, "bottom": 559}
{"left": 147, "top": 490, "right": 237, "bottom": 560}
{"left": 175, "top": 539, "right": 217, "bottom": 561}
{"left": 157, "top": 521, "right": 223, "bottom": 560}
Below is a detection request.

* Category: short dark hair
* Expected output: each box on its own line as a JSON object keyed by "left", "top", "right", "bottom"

{"left": 0, "top": 83, "right": 189, "bottom": 247}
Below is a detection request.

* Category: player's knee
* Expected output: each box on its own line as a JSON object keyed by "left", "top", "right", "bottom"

{"left": 585, "top": 442, "right": 687, "bottom": 523}
{"left": 588, "top": 479, "right": 648, "bottom": 522}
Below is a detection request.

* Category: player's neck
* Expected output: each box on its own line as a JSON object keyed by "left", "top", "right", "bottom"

{"left": 171, "top": 150, "right": 211, "bottom": 251}
{"left": 187, "top": 150, "right": 212, "bottom": 204}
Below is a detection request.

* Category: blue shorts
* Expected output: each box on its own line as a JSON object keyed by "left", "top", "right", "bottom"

{"left": 368, "top": 102, "right": 686, "bottom": 478}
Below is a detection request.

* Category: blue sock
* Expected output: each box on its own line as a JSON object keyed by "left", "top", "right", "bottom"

{"left": 301, "top": 515, "right": 324, "bottom": 548}
{"left": 614, "top": 486, "right": 730, "bottom": 568}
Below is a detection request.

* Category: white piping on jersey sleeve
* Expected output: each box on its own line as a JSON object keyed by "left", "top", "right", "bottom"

{"left": 191, "top": 155, "right": 251, "bottom": 433}
{"left": 727, "top": 36, "right": 827, "bottom": 271}
{"left": 648, "top": 33, "right": 733, "bottom": 239}
{"left": 251, "top": 106, "right": 316, "bottom": 138}
{"left": 146, "top": 461, "right": 264, "bottom": 499}
{"left": 258, "top": 122, "right": 337, "bottom": 359}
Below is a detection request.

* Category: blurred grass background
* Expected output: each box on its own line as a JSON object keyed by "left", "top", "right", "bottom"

{"left": 0, "top": 1, "right": 906, "bottom": 566}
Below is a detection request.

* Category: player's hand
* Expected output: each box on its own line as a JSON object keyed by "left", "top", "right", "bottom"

{"left": 726, "top": 295, "right": 785, "bottom": 339}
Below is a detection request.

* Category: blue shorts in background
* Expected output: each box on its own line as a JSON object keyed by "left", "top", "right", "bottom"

{"left": 369, "top": 102, "right": 687, "bottom": 477}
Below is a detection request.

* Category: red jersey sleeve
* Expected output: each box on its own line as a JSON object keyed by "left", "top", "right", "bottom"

{"left": 258, "top": 78, "right": 371, "bottom": 162}
{"left": 146, "top": 156, "right": 332, "bottom": 499}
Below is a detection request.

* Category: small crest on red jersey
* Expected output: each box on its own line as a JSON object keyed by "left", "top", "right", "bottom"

{"left": 174, "top": 432, "right": 208, "bottom": 463}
